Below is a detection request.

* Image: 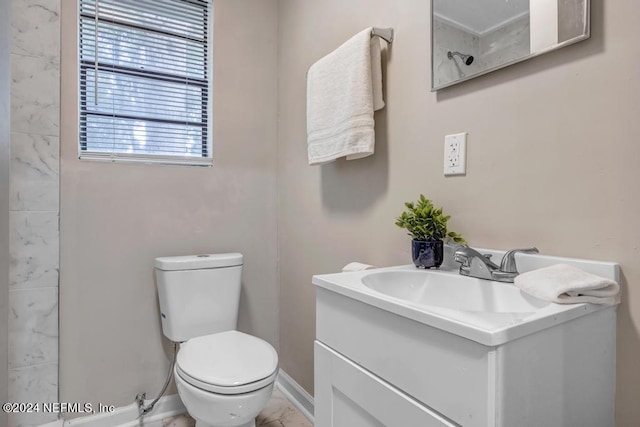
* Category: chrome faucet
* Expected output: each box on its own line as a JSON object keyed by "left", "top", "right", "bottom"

{"left": 453, "top": 246, "right": 539, "bottom": 283}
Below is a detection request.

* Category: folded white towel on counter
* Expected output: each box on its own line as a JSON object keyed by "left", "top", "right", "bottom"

{"left": 514, "top": 263, "right": 620, "bottom": 305}
{"left": 306, "top": 27, "right": 385, "bottom": 165}
{"left": 342, "top": 262, "right": 377, "bottom": 272}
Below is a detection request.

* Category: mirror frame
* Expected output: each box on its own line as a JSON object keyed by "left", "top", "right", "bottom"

{"left": 431, "top": 0, "right": 590, "bottom": 91}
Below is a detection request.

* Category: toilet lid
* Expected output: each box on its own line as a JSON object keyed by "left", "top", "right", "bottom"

{"left": 177, "top": 331, "right": 278, "bottom": 388}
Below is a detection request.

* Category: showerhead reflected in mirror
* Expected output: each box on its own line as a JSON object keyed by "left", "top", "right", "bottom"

{"left": 432, "top": 0, "right": 590, "bottom": 91}
{"left": 447, "top": 51, "right": 475, "bottom": 66}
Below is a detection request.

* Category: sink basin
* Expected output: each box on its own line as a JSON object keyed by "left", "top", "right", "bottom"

{"left": 362, "top": 270, "right": 549, "bottom": 313}
{"left": 313, "top": 253, "right": 619, "bottom": 346}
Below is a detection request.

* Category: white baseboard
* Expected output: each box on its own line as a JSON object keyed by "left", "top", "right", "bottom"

{"left": 53, "top": 394, "right": 185, "bottom": 427}
{"left": 43, "top": 371, "right": 314, "bottom": 427}
{"left": 275, "top": 369, "right": 314, "bottom": 423}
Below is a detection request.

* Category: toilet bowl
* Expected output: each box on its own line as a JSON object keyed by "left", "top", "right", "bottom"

{"left": 155, "top": 254, "right": 278, "bottom": 427}
{"left": 174, "top": 330, "right": 277, "bottom": 427}
{"left": 175, "top": 374, "right": 274, "bottom": 427}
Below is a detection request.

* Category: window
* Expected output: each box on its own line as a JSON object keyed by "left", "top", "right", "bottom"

{"left": 79, "top": 0, "right": 212, "bottom": 166}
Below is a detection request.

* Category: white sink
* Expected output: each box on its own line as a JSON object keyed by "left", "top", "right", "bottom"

{"left": 362, "top": 270, "right": 549, "bottom": 313}
{"left": 313, "top": 249, "right": 619, "bottom": 346}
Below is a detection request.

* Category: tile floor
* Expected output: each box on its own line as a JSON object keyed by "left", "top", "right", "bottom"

{"left": 160, "top": 389, "right": 312, "bottom": 427}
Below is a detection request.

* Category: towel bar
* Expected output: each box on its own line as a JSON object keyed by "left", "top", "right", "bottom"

{"left": 371, "top": 27, "right": 394, "bottom": 44}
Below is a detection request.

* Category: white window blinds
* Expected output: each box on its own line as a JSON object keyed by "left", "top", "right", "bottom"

{"left": 79, "top": 0, "right": 212, "bottom": 166}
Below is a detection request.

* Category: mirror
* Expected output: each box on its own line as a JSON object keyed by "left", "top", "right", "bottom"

{"left": 431, "top": 0, "right": 590, "bottom": 90}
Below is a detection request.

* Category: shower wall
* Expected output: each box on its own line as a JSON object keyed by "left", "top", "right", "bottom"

{"left": 433, "top": 16, "right": 531, "bottom": 88}
{"left": 8, "top": 0, "right": 61, "bottom": 426}
{"left": 1, "top": 1, "right": 12, "bottom": 426}
{"left": 432, "top": 19, "right": 481, "bottom": 88}
{"left": 478, "top": 16, "right": 530, "bottom": 71}
{"left": 558, "top": 0, "right": 586, "bottom": 43}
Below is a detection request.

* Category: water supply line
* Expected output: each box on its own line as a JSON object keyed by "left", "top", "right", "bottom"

{"left": 136, "top": 342, "right": 178, "bottom": 419}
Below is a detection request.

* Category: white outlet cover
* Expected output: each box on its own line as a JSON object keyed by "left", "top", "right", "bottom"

{"left": 444, "top": 133, "right": 467, "bottom": 176}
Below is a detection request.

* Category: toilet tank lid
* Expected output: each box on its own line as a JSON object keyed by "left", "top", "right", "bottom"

{"left": 155, "top": 253, "right": 243, "bottom": 271}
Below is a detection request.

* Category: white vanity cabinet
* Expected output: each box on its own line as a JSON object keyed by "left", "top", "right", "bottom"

{"left": 314, "top": 279, "right": 617, "bottom": 427}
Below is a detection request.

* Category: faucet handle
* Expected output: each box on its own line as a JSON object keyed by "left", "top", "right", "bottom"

{"left": 454, "top": 246, "right": 500, "bottom": 270}
{"left": 499, "top": 248, "right": 539, "bottom": 273}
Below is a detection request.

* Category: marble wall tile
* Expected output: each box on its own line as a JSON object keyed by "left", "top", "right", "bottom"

{"left": 432, "top": 19, "right": 480, "bottom": 88}
{"left": 433, "top": 16, "right": 532, "bottom": 88}
{"left": 7, "top": 363, "right": 58, "bottom": 427}
{"left": 8, "top": 0, "right": 61, "bottom": 416}
{"left": 10, "top": 54, "right": 60, "bottom": 136}
{"left": 8, "top": 287, "right": 58, "bottom": 369}
{"left": 479, "top": 16, "right": 530, "bottom": 71}
{"left": 10, "top": 132, "right": 59, "bottom": 211}
{"left": 9, "top": 211, "right": 59, "bottom": 290}
{"left": 11, "top": 0, "right": 60, "bottom": 62}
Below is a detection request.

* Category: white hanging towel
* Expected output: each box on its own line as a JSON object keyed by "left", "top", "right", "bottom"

{"left": 306, "top": 28, "right": 385, "bottom": 165}
{"left": 514, "top": 263, "right": 620, "bottom": 305}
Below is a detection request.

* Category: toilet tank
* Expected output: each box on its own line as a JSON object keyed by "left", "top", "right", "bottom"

{"left": 155, "top": 253, "right": 243, "bottom": 342}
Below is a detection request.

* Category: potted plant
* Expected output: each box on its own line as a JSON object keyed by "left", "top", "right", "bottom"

{"left": 395, "top": 195, "right": 466, "bottom": 269}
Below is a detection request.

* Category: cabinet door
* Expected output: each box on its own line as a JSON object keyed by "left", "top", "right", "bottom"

{"left": 315, "top": 341, "right": 459, "bottom": 427}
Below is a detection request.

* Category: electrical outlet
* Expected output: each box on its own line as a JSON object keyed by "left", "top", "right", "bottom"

{"left": 444, "top": 133, "right": 467, "bottom": 176}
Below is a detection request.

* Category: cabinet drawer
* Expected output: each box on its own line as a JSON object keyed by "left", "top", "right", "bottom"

{"left": 315, "top": 341, "right": 458, "bottom": 427}
{"left": 316, "top": 288, "right": 494, "bottom": 426}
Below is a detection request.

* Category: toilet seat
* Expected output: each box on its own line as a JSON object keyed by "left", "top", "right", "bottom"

{"left": 176, "top": 330, "right": 278, "bottom": 395}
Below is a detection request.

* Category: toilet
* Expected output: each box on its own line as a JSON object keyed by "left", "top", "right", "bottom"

{"left": 155, "top": 253, "right": 278, "bottom": 427}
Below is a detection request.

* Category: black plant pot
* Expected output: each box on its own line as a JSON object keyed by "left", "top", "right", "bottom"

{"left": 412, "top": 239, "right": 444, "bottom": 269}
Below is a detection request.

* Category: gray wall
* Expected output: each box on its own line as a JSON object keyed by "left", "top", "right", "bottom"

{"left": 277, "top": 0, "right": 640, "bottom": 425}
{"left": 59, "top": 0, "right": 279, "bottom": 410}
{"left": 0, "top": 0, "right": 11, "bottom": 425}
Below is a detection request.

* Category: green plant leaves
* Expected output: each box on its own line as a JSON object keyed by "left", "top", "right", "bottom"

{"left": 447, "top": 231, "right": 466, "bottom": 244}
{"left": 395, "top": 195, "right": 466, "bottom": 243}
